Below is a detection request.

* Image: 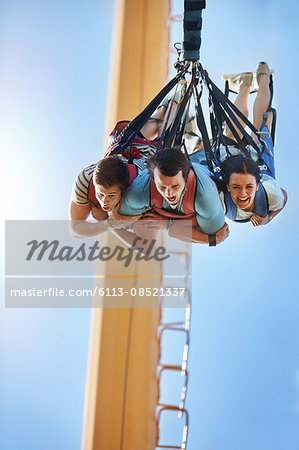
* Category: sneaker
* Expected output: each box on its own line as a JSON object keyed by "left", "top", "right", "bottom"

{"left": 254, "top": 61, "right": 274, "bottom": 90}
{"left": 222, "top": 72, "right": 253, "bottom": 91}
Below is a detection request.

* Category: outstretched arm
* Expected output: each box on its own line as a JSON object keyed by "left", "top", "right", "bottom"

{"left": 141, "top": 211, "right": 229, "bottom": 245}
{"left": 69, "top": 201, "right": 109, "bottom": 238}
{"left": 251, "top": 188, "right": 288, "bottom": 226}
{"left": 168, "top": 219, "right": 229, "bottom": 245}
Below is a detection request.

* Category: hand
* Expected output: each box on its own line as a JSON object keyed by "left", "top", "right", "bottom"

{"left": 90, "top": 204, "right": 108, "bottom": 221}
{"left": 133, "top": 221, "right": 159, "bottom": 240}
{"left": 215, "top": 223, "right": 230, "bottom": 244}
{"left": 108, "top": 203, "right": 142, "bottom": 229}
{"left": 133, "top": 218, "right": 167, "bottom": 239}
{"left": 141, "top": 210, "right": 168, "bottom": 221}
{"left": 138, "top": 211, "right": 169, "bottom": 231}
{"left": 250, "top": 213, "right": 269, "bottom": 227}
{"left": 168, "top": 218, "right": 199, "bottom": 242}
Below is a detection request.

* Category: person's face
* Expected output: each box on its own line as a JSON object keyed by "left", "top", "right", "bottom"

{"left": 153, "top": 168, "right": 186, "bottom": 205}
{"left": 227, "top": 173, "right": 258, "bottom": 211}
{"left": 94, "top": 184, "right": 122, "bottom": 212}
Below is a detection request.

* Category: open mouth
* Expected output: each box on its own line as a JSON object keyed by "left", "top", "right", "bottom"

{"left": 237, "top": 197, "right": 249, "bottom": 204}
{"left": 167, "top": 196, "right": 176, "bottom": 203}
{"left": 102, "top": 205, "right": 110, "bottom": 211}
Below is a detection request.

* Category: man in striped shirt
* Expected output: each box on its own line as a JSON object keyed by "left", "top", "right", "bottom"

{"left": 69, "top": 101, "right": 172, "bottom": 223}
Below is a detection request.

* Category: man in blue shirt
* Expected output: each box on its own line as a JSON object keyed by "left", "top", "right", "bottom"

{"left": 117, "top": 148, "right": 229, "bottom": 246}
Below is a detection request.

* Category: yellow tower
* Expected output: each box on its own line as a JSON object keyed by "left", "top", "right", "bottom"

{"left": 82, "top": 1, "right": 171, "bottom": 449}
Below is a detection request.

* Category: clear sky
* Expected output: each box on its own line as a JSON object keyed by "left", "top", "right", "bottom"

{"left": 1, "top": 1, "right": 299, "bottom": 449}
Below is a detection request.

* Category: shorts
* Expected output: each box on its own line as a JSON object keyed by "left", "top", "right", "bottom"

{"left": 258, "top": 125, "right": 275, "bottom": 179}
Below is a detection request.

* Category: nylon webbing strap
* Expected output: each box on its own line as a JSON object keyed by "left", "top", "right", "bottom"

{"left": 208, "top": 93, "right": 232, "bottom": 161}
{"left": 193, "top": 83, "right": 214, "bottom": 173}
{"left": 175, "top": 99, "right": 192, "bottom": 148}
{"left": 182, "top": 0, "right": 206, "bottom": 61}
{"left": 163, "top": 78, "right": 195, "bottom": 148}
{"left": 108, "top": 67, "right": 188, "bottom": 155}
{"left": 157, "top": 82, "right": 182, "bottom": 150}
{"left": 205, "top": 73, "right": 263, "bottom": 154}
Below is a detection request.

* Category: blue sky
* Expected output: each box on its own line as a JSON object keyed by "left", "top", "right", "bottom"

{"left": 1, "top": 0, "right": 299, "bottom": 449}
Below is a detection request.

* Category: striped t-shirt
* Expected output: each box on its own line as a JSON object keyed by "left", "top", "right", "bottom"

{"left": 71, "top": 157, "right": 147, "bottom": 206}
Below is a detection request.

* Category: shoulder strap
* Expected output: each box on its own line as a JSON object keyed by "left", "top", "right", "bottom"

{"left": 223, "top": 190, "right": 238, "bottom": 221}
{"left": 127, "top": 163, "right": 139, "bottom": 185}
{"left": 181, "top": 168, "right": 197, "bottom": 214}
{"left": 253, "top": 183, "right": 269, "bottom": 217}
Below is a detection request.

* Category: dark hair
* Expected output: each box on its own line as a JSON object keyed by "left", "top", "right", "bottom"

{"left": 146, "top": 147, "right": 191, "bottom": 180}
{"left": 93, "top": 156, "right": 130, "bottom": 193}
{"left": 221, "top": 155, "right": 261, "bottom": 186}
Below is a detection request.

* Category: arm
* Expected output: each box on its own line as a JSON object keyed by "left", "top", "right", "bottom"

{"left": 69, "top": 165, "right": 111, "bottom": 237}
{"left": 69, "top": 201, "right": 109, "bottom": 238}
{"left": 168, "top": 219, "right": 229, "bottom": 245}
{"left": 107, "top": 203, "right": 141, "bottom": 229}
{"left": 251, "top": 188, "right": 288, "bottom": 226}
{"left": 69, "top": 200, "right": 91, "bottom": 220}
{"left": 192, "top": 164, "right": 226, "bottom": 235}
{"left": 141, "top": 209, "right": 229, "bottom": 245}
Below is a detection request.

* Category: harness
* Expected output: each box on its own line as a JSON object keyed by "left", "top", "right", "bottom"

{"left": 92, "top": 0, "right": 276, "bottom": 228}
{"left": 150, "top": 169, "right": 197, "bottom": 219}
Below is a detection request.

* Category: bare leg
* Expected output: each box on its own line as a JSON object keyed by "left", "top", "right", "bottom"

{"left": 158, "top": 101, "right": 178, "bottom": 137}
{"left": 253, "top": 73, "right": 272, "bottom": 131}
{"left": 140, "top": 105, "right": 167, "bottom": 140}
{"left": 140, "top": 100, "right": 179, "bottom": 140}
{"left": 225, "top": 82, "right": 250, "bottom": 140}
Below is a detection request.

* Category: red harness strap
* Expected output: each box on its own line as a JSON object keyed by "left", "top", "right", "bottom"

{"left": 150, "top": 169, "right": 197, "bottom": 219}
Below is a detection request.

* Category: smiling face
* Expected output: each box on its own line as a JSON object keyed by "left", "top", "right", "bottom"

{"left": 94, "top": 184, "right": 122, "bottom": 212}
{"left": 227, "top": 173, "right": 259, "bottom": 211}
{"left": 153, "top": 168, "right": 186, "bottom": 205}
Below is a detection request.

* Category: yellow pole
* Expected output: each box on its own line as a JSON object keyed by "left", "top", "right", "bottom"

{"left": 82, "top": 1, "right": 171, "bottom": 449}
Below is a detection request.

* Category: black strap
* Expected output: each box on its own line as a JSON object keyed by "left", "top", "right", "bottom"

{"left": 207, "top": 76, "right": 262, "bottom": 153}
{"left": 193, "top": 83, "right": 215, "bottom": 173}
{"left": 208, "top": 234, "right": 216, "bottom": 246}
{"left": 174, "top": 98, "right": 192, "bottom": 147}
{"left": 157, "top": 82, "right": 184, "bottom": 150}
{"left": 108, "top": 66, "right": 189, "bottom": 155}
{"left": 163, "top": 77, "right": 195, "bottom": 148}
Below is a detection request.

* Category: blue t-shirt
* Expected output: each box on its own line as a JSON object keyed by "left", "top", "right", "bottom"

{"left": 119, "top": 162, "right": 225, "bottom": 234}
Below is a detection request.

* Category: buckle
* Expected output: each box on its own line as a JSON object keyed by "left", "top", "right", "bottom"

{"left": 257, "top": 130, "right": 271, "bottom": 139}
{"left": 258, "top": 164, "right": 268, "bottom": 171}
